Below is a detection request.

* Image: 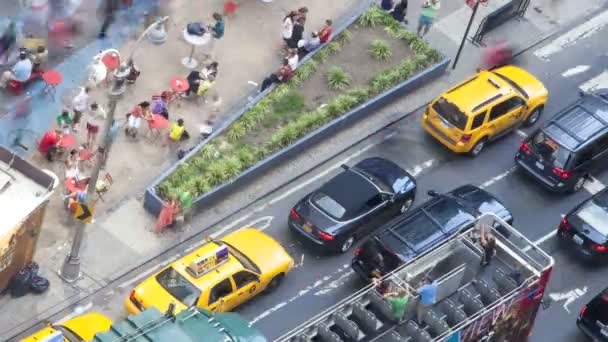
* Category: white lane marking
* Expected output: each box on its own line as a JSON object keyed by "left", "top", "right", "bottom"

{"left": 534, "top": 9, "right": 608, "bottom": 61}
{"left": 548, "top": 286, "right": 588, "bottom": 314}
{"left": 406, "top": 159, "right": 436, "bottom": 177}
{"left": 56, "top": 302, "right": 93, "bottom": 323}
{"left": 250, "top": 264, "right": 352, "bottom": 324}
{"left": 561, "top": 65, "right": 591, "bottom": 77}
{"left": 480, "top": 166, "right": 518, "bottom": 189}
{"left": 516, "top": 130, "right": 528, "bottom": 138}
{"left": 579, "top": 70, "right": 608, "bottom": 92}
{"left": 315, "top": 270, "right": 355, "bottom": 296}
{"left": 583, "top": 176, "right": 606, "bottom": 195}
{"left": 533, "top": 230, "right": 557, "bottom": 247}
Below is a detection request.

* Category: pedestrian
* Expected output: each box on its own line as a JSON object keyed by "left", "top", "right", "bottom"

{"left": 126, "top": 101, "right": 152, "bottom": 138}
{"left": 296, "top": 7, "right": 309, "bottom": 21}
{"left": 56, "top": 110, "right": 73, "bottom": 134}
{"left": 417, "top": 0, "right": 440, "bottom": 37}
{"left": 298, "top": 31, "right": 321, "bottom": 59}
{"left": 64, "top": 149, "right": 80, "bottom": 178}
{"left": 319, "top": 19, "right": 333, "bottom": 43}
{"left": 0, "top": 21, "right": 17, "bottom": 63}
{"left": 72, "top": 87, "right": 91, "bottom": 132}
{"left": 392, "top": 0, "right": 408, "bottom": 24}
{"left": 371, "top": 270, "right": 390, "bottom": 295}
{"left": 38, "top": 129, "right": 63, "bottom": 162}
{"left": 416, "top": 276, "right": 437, "bottom": 324}
{"left": 207, "top": 93, "right": 222, "bottom": 125}
{"left": 98, "top": 0, "right": 120, "bottom": 39}
{"left": 168, "top": 118, "right": 190, "bottom": 144}
{"left": 0, "top": 51, "right": 32, "bottom": 88}
{"left": 153, "top": 92, "right": 170, "bottom": 119}
{"left": 126, "top": 59, "right": 141, "bottom": 84}
{"left": 86, "top": 103, "right": 106, "bottom": 147}
{"left": 31, "top": 46, "right": 48, "bottom": 72}
{"left": 381, "top": 0, "right": 395, "bottom": 11}
{"left": 260, "top": 58, "right": 294, "bottom": 92}
{"left": 208, "top": 12, "right": 225, "bottom": 59}
{"left": 286, "top": 48, "right": 299, "bottom": 70}
{"left": 282, "top": 11, "right": 297, "bottom": 47}
{"left": 179, "top": 190, "right": 193, "bottom": 222}
{"left": 288, "top": 17, "right": 305, "bottom": 49}
{"left": 384, "top": 287, "right": 410, "bottom": 322}
{"left": 480, "top": 225, "right": 496, "bottom": 266}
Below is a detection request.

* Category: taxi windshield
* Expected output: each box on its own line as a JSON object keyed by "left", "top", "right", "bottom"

{"left": 219, "top": 241, "right": 261, "bottom": 274}
{"left": 156, "top": 267, "right": 201, "bottom": 307}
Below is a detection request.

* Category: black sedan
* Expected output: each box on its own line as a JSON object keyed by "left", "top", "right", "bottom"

{"left": 577, "top": 287, "right": 608, "bottom": 341}
{"left": 288, "top": 157, "right": 416, "bottom": 253}
{"left": 558, "top": 188, "right": 608, "bottom": 260}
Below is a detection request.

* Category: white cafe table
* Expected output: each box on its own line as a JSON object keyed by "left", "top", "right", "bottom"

{"left": 182, "top": 28, "right": 211, "bottom": 69}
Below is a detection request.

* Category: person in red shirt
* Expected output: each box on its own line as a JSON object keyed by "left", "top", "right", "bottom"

{"left": 319, "top": 19, "right": 333, "bottom": 43}
{"left": 38, "top": 129, "right": 63, "bottom": 162}
{"left": 260, "top": 59, "right": 294, "bottom": 92}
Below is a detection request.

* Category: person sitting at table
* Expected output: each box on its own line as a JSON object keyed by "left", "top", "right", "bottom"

{"left": 201, "top": 61, "right": 219, "bottom": 81}
{"left": 65, "top": 190, "right": 86, "bottom": 212}
{"left": 152, "top": 92, "right": 170, "bottom": 119}
{"left": 169, "top": 118, "right": 190, "bottom": 142}
{"left": 185, "top": 62, "right": 219, "bottom": 97}
{"left": 64, "top": 148, "right": 80, "bottom": 179}
{"left": 86, "top": 103, "right": 106, "bottom": 148}
{"left": 57, "top": 110, "right": 73, "bottom": 133}
{"left": 298, "top": 31, "right": 321, "bottom": 59}
{"left": 260, "top": 58, "right": 294, "bottom": 92}
{"left": 0, "top": 50, "right": 33, "bottom": 89}
{"left": 30, "top": 46, "right": 48, "bottom": 72}
{"left": 38, "top": 129, "right": 63, "bottom": 162}
{"left": 125, "top": 101, "right": 152, "bottom": 138}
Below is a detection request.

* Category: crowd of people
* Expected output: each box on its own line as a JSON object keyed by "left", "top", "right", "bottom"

{"left": 381, "top": 0, "right": 441, "bottom": 37}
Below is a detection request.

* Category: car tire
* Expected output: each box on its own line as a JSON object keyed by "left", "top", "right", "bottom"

{"left": 469, "top": 138, "right": 487, "bottom": 157}
{"left": 400, "top": 198, "right": 414, "bottom": 214}
{"left": 571, "top": 176, "right": 586, "bottom": 193}
{"left": 523, "top": 106, "right": 543, "bottom": 127}
{"left": 340, "top": 236, "right": 355, "bottom": 253}
{"left": 265, "top": 274, "right": 284, "bottom": 293}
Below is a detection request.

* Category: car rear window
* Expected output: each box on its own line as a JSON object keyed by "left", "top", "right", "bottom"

{"left": 432, "top": 98, "right": 468, "bottom": 130}
{"left": 425, "top": 198, "right": 475, "bottom": 232}
{"left": 156, "top": 267, "right": 201, "bottom": 307}
{"left": 576, "top": 200, "right": 608, "bottom": 236}
{"left": 531, "top": 130, "right": 571, "bottom": 168}
{"left": 311, "top": 192, "right": 346, "bottom": 219}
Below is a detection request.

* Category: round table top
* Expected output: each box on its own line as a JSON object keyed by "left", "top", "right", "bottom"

{"left": 102, "top": 52, "right": 121, "bottom": 70}
{"left": 170, "top": 77, "right": 190, "bottom": 92}
{"left": 59, "top": 134, "right": 76, "bottom": 148}
{"left": 183, "top": 28, "right": 211, "bottom": 46}
{"left": 149, "top": 114, "right": 170, "bottom": 129}
{"left": 42, "top": 70, "right": 63, "bottom": 85}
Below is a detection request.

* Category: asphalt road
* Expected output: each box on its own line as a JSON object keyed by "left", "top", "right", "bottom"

{"left": 14, "top": 9, "right": 608, "bottom": 342}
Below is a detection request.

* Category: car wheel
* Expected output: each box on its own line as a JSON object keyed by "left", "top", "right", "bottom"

{"left": 571, "top": 176, "right": 586, "bottom": 193}
{"left": 400, "top": 198, "right": 414, "bottom": 214}
{"left": 523, "top": 107, "right": 543, "bottom": 127}
{"left": 340, "top": 236, "right": 355, "bottom": 253}
{"left": 265, "top": 274, "right": 284, "bottom": 293}
{"left": 469, "top": 138, "right": 487, "bottom": 157}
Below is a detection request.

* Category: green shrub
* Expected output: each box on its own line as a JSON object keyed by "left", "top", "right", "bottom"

{"left": 205, "top": 160, "right": 229, "bottom": 185}
{"left": 200, "top": 144, "right": 219, "bottom": 160}
{"left": 397, "top": 59, "right": 416, "bottom": 79}
{"left": 293, "top": 60, "right": 318, "bottom": 84}
{"left": 313, "top": 48, "right": 330, "bottom": 62}
{"left": 193, "top": 177, "right": 211, "bottom": 195}
{"left": 272, "top": 89, "right": 306, "bottom": 115}
{"left": 235, "top": 145, "right": 256, "bottom": 167}
{"left": 224, "top": 156, "right": 243, "bottom": 178}
{"left": 369, "top": 39, "right": 392, "bottom": 61}
{"left": 326, "top": 66, "right": 351, "bottom": 90}
{"left": 369, "top": 71, "right": 394, "bottom": 94}
{"left": 227, "top": 122, "right": 247, "bottom": 142}
{"left": 325, "top": 42, "right": 341, "bottom": 55}
{"left": 358, "top": 6, "right": 387, "bottom": 27}
{"left": 346, "top": 87, "right": 371, "bottom": 103}
{"left": 337, "top": 30, "right": 352, "bottom": 44}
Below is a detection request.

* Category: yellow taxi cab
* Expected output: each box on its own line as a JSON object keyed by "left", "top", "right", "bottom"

{"left": 20, "top": 312, "right": 112, "bottom": 342}
{"left": 422, "top": 65, "right": 548, "bottom": 157}
{"left": 125, "top": 228, "right": 294, "bottom": 315}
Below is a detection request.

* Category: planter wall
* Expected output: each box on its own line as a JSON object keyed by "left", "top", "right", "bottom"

{"left": 144, "top": 4, "right": 450, "bottom": 216}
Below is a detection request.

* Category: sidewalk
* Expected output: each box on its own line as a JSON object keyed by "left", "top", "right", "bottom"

{"left": 2, "top": 0, "right": 604, "bottom": 339}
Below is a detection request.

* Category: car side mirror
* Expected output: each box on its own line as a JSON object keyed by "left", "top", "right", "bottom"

{"left": 427, "top": 190, "right": 439, "bottom": 197}
{"left": 341, "top": 164, "right": 349, "bottom": 170}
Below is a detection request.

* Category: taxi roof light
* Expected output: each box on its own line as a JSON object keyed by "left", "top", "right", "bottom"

{"left": 187, "top": 245, "right": 231, "bottom": 278}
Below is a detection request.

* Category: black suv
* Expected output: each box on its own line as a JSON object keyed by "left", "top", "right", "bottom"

{"left": 515, "top": 91, "right": 608, "bottom": 193}
{"left": 351, "top": 185, "right": 512, "bottom": 280}
{"left": 577, "top": 287, "right": 608, "bottom": 341}
{"left": 558, "top": 188, "right": 608, "bottom": 261}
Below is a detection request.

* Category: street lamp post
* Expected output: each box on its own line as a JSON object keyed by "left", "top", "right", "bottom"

{"left": 58, "top": 16, "right": 169, "bottom": 283}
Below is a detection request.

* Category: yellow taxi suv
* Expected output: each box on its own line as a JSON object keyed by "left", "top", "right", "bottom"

{"left": 422, "top": 65, "right": 548, "bottom": 157}
{"left": 21, "top": 312, "right": 112, "bottom": 342}
{"left": 125, "top": 228, "right": 294, "bottom": 315}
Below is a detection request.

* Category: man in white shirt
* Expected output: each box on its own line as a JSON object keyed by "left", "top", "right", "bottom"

{"left": 0, "top": 51, "right": 33, "bottom": 88}
{"left": 286, "top": 48, "right": 299, "bottom": 70}
{"left": 71, "top": 87, "right": 90, "bottom": 132}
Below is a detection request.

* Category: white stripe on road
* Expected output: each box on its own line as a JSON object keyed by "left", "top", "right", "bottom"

{"left": 579, "top": 70, "right": 608, "bottom": 92}
{"left": 479, "top": 166, "right": 518, "bottom": 189}
{"left": 534, "top": 9, "right": 608, "bottom": 61}
{"left": 583, "top": 175, "right": 606, "bottom": 195}
{"left": 561, "top": 65, "right": 591, "bottom": 77}
{"left": 516, "top": 130, "right": 528, "bottom": 138}
{"left": 407, "top": 159, "right": 436, "bottom": 177}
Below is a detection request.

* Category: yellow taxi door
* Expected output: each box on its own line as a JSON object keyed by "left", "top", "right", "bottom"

{"left": 487, "top": 96, "right": 526, "bottom": 138}
{"left": 230, "top": 270, "right": 262, "bottom": 308}
{"left": 203, "top": 278, "right": 239, "bottom": 312}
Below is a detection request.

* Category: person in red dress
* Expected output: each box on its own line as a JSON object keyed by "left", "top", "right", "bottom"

{"left": 38, "top": 129, "right": 63, "bottom": 162}
{"left": 319, "top": 19, "right": 333, "bottom": 43}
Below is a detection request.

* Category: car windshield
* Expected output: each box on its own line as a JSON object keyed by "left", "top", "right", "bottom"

{"left": 218, "top": 241, "right": 261, "bottom": 274}
{"left": 311, "top": 192, "right": 347, "bottom": 219}
{"left": 530, "top": 130, "right": 571, "bottom": 168}
{"left": 432, "top": 97, "right": 468, "bottom": 130}
{"left": 577, "top": 198, "right": 608, "bottom": 236}
{"left": 156, "top": 267, "right": 201, "bottom": 307}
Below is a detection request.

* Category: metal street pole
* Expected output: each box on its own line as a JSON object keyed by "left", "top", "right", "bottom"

{"left": 452, "top": 0, "right": 480, "bottom": 70}
{"left": 58, "top": 17, "right": 169, "bottom": 283}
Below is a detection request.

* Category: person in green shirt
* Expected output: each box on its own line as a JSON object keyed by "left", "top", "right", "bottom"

{"left": 179, "top": 191, "right": 193, "bottom": 221}
{"left": 417, "top": 0, "right": 440, "bottom": 37}
{"left": 57, "top": 110, "right": 73, "bottom": 133}
{"left": 384, "top": 287, "right": 410, "bottom": 322}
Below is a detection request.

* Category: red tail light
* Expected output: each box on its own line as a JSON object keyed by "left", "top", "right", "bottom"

{"left": 559, "top": 217, "right": 570, "bottom": 231}
{"left": 129, "top": 291, "right": 144, "bottom": 311}
{"left": 460, "top": 134, "right": 472, "bottom": 143}
{"left": 520, "top": 141, "right": 532, "bottom": 154}
{"left": 580, "top": 305, "right": 588, "bottom": 317}
{"left": 354, "top": 247, "right": 361, "bottom": 256}
{"left": 290, "top": 209, "right": 301, "bottom": 221}
{"left": 317, "top": 231, "right": 335, "bottom": 241}
{"left": 552, "top": 167, "right": 572, "bottom": 179}
{"left": 592, "top": 244, "right": 607, "bottom": 252}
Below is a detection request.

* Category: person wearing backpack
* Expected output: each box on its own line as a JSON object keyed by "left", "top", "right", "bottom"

{"left": 207, "top": 13, "right": 225, "bottom": 59}
{"left": 260, "top": 59, "right": 294, "bottom": 92}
